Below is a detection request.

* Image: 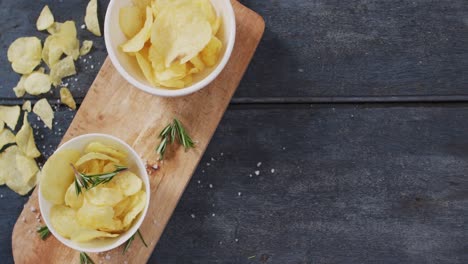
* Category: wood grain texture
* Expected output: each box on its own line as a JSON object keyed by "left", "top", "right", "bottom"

{"left": 10, "top": 1, "right": 265, "bottom": 263}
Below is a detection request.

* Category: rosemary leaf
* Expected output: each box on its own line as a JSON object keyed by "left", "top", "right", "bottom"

{"left": 72, "top": 164, "right": 128, "bottom": 195}
{"left": 37, "top": 225, "right": 51, "bottom": 240}
{"left": 79, "top": 252, "right": 95, "bottom": 264}
{"left": 137, "top": 229, "right": 148, "bottom": 247}
{"left": 156, "top": 118, "right": 195, "bottom": 160}
{"left": 123, "top": 229, "right": 148, "bottom": 254}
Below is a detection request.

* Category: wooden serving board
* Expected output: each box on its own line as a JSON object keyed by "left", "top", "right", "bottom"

{"left": 11, "top": 1, "right": 264, "bottom": 263}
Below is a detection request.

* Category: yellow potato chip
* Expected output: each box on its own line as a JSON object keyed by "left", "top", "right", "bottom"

{"left": 77, "top": 201, "right": 119, "bottom": 230}
{"left": 33, "top": 98, "right": 54, "bottom": 129}
{"left": 0, "top": 145, "right": 18, "bottom": 186}
{"left": 50, "top": 205, "right": 80, "bottom": 238}
{"left": 50, "top": 56, "right": 76, "bottom": 86}
{"left": 123, "top": 190, "right": 146, "bottom": 227}
{"left": 60, "top": 87, "right": 77, "bottom": 110}
{"left": 24, "top": 72, "right": 51, "bottom": 95}
{"left": 201, "top": 36, "right": 222, "bottom": 67}
{"left": 71, "top": 228, "right": 119, "bottom": 242}
{"left": 75, "top": 152, "right": 120, "bottom": 167}
{"left": 136, "top": 47, "right": 156, "bottom": 85}
{"left": 41, "top": 149, "right": 81, "bottom": 204}
{"left": 42, "top": 35, "right": 61, "bottom": 67}
{"left": 7, "top": 37, "right": 42, "bottom": 74}
{"left": 212, "top": 16, "right": 221, "bottom": 36}
{"left": 84, "top": 142, "right": 127, "bottom": 160}
{"left": 151, "top": 3, "right": 211, "bottom": 66}
{"left": 0, "top": 121, "right": 4, "bottom": 132}
{"left": 81, "top": 159, "right": 102, "bottom": 174}
{"left": 159, "top": 79, "right": 185, "bottom": 89}
{"left": 111, "top": 171, "right": 142, "bottom": 196}
{"left": 132, "top": 0, "right": 151, "bottom": 9}
{"left": 190, "top": 55, "right": 205, "bottom": 72}
{"left": 0, "top": 105, "right": 20, "bottom": 130}
{"left": 119, "top": 6, "right": 144, "bottom": 39}
{"left": 47, "top": 22, "right": 62, "bottom": 34}
{"left": 79, "top": 40, "right": 93, "bottom": 56}
{"left": 113, "top": 196, "right": 132, "bottom": 219}
{"left": 65, "top": 182, "right": 84, "bottom": 209}
{"left": 0, "top": 129, "right": 15, "bottom": 150}
{"left": 12, "top": 75, "right": 27, "bottom": 98}
{"left": 155, "top": 62, "right": 187, "bottom": 82}
{"left": 121, "top": 7, "right": 153, "bottom": 53}
{"left": 36, "top": 5, "right": 54, "bottom": 31}
{"left": 85, "top": 0, "right": 101, "bottom": 36}
{"left": 85, "top": 187, "right": 124, "bottom": 206}
{"left": 22, "top": 101, "right": 32, "bottom": 112}
{"left": 43, "top": 21, "right": 79, "bottom": 66}
{"left": 16, "top": 113, "right": 41, "bottom": 158}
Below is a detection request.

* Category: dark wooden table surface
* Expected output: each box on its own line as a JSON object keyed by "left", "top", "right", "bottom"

{"left": 1, "top": 0, "right": 467, "bottom": 263}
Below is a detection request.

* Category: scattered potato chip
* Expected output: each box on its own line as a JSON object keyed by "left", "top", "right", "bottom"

{"left": 22, "top": 101, "right": 32, "bottom": 112}
{"left": 111, "top": 171, "right": 142, "bottom": 196}
{"left": 16, "top": 113, "right": 41, "bottom": 158}
{"left": 200, "top": 36, "right": 222, "bottom": 67}
{"left": 0, "top": 146, "right": 18, "bottom": 185}
{"left": 121, "top": 7, "right": 153, "bottom": 53}
{"left": 0, "top": 105, "right": 20, "bottom": 130}
{"left": 37, "top": 5, "right": 54, "bottom": 31}
{"left": 84, "top": 142, "right": 127, "bottom": 160}
{"left": 85, "top": 187, "right": 124, "bottom": 206}
{"left": 71, "top": 228, "right": 119, "bottom": 242}
{"left": 50, "top": 56, "right": 76, "bottom": 86}
{"left": 65, "top": 182, "right": 84, "bottom": 209}
{"left": 43, "top": 21, "right": 79, "bottom": 67}
{"left": 12, "top": 75, "right": 27, "bottom": 98}
{"left": 79, "top": 40, "right": 93, "bottom": 56}
{"left": 47, "top": 22, "right": 62, "bottom": 34}
{"left": 123, "top": 190, "right": 146, "bottom": 228}
{"left": 33, "top": 98, "right": 54, "bottom": 129}
{"left": 85, "top": 0, "right": 101, "bottom": 36}
{"left": 119, "top": 6, "right": 145, "bottom": 39}
{"left": 7, "top": 37, "right": 42, "bottom": 74}
{"left": 60, "top": 87, "right": 77, "bottom": 110}
{"left": 24, "top": 72, "right": 51, "bottom": 95}
{"left": 75, "top": 152, "right": 120, "bottom": 167}
{"left": 41, "top": 149, "right": 81, "bottom": 204}
{"left": 8, "top": 151, "right": 39, "bottom": 195}
{"left": 151, "top": 3, "right": 211, "bottom": 67}
{"left": 0, "top": 129, "right": 15, "bottom": 150}
{"left": 50, "top": 205, "right": 80, "bottom": 238}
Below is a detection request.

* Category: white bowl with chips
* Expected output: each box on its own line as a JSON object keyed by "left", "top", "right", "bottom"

{"left": 104, "top": 0, "right": 236, "bottom": 97}
{"left": 38, "top": 133, "right": 150, "bottom": 253}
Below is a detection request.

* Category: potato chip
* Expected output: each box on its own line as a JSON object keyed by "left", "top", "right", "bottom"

{"left": 50, "top": 56, "right": 76, "bottom": 86}
{"left": 24, "top": 72, "right": 51, "bottom": 95}
{"left": 79, "top": 40, "right": 93, "bottom": 56}
{"left": 0, "top": 121, "right": 4, "bottom": 132}
{"left": 81, "top": 159, "right": 102, "bottom": 174}
{"left": 60, "top": 87, "right": 77, "bottom": 110}
{"left": 190, "top": 55, "right": 205, "bottom": 72}
{"left": 47, "top": 22, "right": 62, "bottom": 34}
{"left": 212, "top": 16, "right": 221, "bottom": 36}
{"left": 159, "top": 79, "right": 185, "bottom": 89}
{"left": 135, "top": 48, "right": 156, "bottom": 85}
{"left": 111, "top": 171, "right": 142, "bottom": 196}
{"left": 85, "top": 187, "right": 124, "bottom": 206}
{"left": 0, "top": 146, "right": 17, "bottom": 185}
{"left": 36, "top": 5, "right": 54, "bottom": 31}
{"left": 22, "top": 101, "right": 32, "bottom": 112}
{"left": 132, "top": 0, "right": 151, "bottom": 9}
{"left": 121, "top": 7, "right": 153, "bottom": 53}
{"left": 33, "top": 98, "right": 54, "bottom": 129}
{"left": 43, "top": 21, "right": 79, "bottom": 66}
{"left": 71, "top": 228, "right": 119, "bottom": 242}
{"left": 119, "top": 6, "right": 144, "bottom": 39}
{"left": 12, "top": 75, "right": 27, "bottom": 98}
{"left": 201, "top": 36, "right": 222, "bottom": 67}
{"left": 85, "top": 0, "right": 101, "bottom": 36}
{"left": 123, "top": 190, "right": 146, "bottom": 227}
{"left": 113, "top": 196, "right": 132, "bottom": 219}
{"left": 16, "top": 113, "right": 41, "bottom": 158}
{"left": 0, "top": 129, "right": 15, "bottom": 150}
{"left": 151, "top": 3, "right": 211, "bottom": 66}
{"left": 155, "top": 61, "right": 187, "bottom": 82}
{"left": 42, "top": 35, "right": 62, "bottom": 67}
{"left": 84, "top": 142, "right": 127, "bottom": 160}
{"left": 41, "top": 149, "right": 81, "bottom": 204}
{"left": 7, "top": 37, "right": 42, "bottom": 74}
{"left": 50, "top": 205, "right": 80, "bottom": 238}
{"left": 0, "top": 105, "right": 20, "bottom": 130}
{"left": 75, "top": 152, "right": 120, "bottom": 167}
{"left": 65, "top": 182, "right": 84, "bottom": 209}
{"left": 77, "top": 201, "right": 119, "bottom": 230}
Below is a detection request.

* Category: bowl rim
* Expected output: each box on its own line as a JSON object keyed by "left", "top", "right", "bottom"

{"left": 104, "top": 0, "right": 237, "bottom": 97}
{"left": 38, "top": 133, "right": 150, "bottom": 253}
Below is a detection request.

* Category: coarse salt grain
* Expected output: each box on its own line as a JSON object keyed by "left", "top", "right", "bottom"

{"left": 197, "top": 180, "right": 201, "bottom": 184}
{"left": 249, "top": 174, "right": 253, "bottom": 178}
{"left": 254, "top": 170, "right": 260, "bottom": 176}
{"left": 81, "top": 24, "right": 86, "bottom": 29}
{"left": 206, "top": 162, "right": 210, "bottom": 166}
{"left": 257, "top": 162, "right": 262, "bottom": 167}
{"left": 191, "top": 214, "right": 195, "bottom": 218}
{"left": 220, "top": 152, "right": 224, "bottom": 156}
{"left": 211, "top": 157, "right": 215, "bottom": 161}
{"left": 105, "top": 254, "right": 111, "bottom": 260}
{"left": 209, "top": 184, "right": 213, "bottom": 188}
{"left": 235, "top": 238, "right": 239, "bottom": 242}
{"left": 271, "top": 169, "right": 275, "bottom": 173}
{"left": 212, "top": 213, "right": 216, "bottom": 217}
{"left": 238, "top": 192, "right": 242, "bottom": 196}
{"left": 30, "top": 206, "right": 37, "bottom": 213}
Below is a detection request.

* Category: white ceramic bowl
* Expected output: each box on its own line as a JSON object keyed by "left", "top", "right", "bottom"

{"left": 104, "top": 0, "right": 236, "bottom": 97}
{"left": 38, "top": 133, "right": 150, "bottom": 253}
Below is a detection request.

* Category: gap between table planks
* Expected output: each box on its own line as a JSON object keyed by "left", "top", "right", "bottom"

{"left": 11, "top": 1, "right": 265, "bottom": 263}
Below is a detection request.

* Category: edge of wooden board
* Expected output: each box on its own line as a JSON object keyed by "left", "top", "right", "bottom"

{"left": 12, "top": 1, "right": 264, "bottom": 263}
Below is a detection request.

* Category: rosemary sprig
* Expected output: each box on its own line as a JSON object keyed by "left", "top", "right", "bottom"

{"left": 37, "top": 225, "right": 50, "bottom": 240}
{"left": 123, "top": 229, "right": 148, "bottom": 254}
{"left": 79, "top": 252, "right": 95, "bottom": 264}
{"left": 156, "top": 118, "right": 195, "bottom": 160}
{"left": 72, "top": 164, "right": 128, "bottom": 196}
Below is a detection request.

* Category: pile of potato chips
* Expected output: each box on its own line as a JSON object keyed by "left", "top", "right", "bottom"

{"left": 119, "top": 0, "right": 223, "bottom": 89}
{"left": 41, "top": 142, "right": 147, "bottom": 242}
{"left": 0, "top": 1, "right": 100, "bottom": 195}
